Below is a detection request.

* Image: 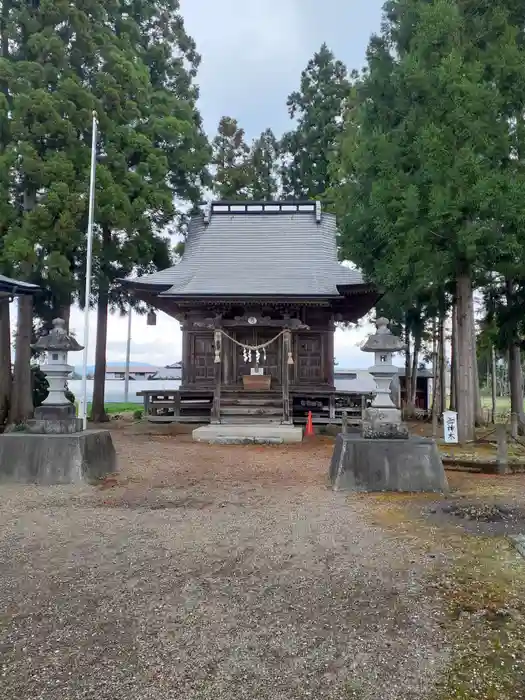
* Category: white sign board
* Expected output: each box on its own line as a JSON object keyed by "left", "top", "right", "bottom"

{"left": 250, "top": 367, "right": 264, "bottom": 376}
{"left": 443, "top": 410, "right": 458, "bottom": 444}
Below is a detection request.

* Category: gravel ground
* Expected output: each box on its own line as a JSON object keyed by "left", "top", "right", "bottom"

{"left": 0, "top": 433, "right": 451, "bottom": 700}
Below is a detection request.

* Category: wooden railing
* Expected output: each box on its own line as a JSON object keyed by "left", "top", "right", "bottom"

{"left": 137, "top": 388, "right": 372, "bottom": 426}
{"left": 136, "top": 390, "right": 213, "bottom": 423}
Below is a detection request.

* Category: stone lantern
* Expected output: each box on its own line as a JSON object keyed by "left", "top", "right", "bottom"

{"left": 30, "top": 318, "right": 84, "bottom": 433}
{"left": 0, "top": 316, "right": 117, "bottom": 485}
{"left": 361, "top": 317, "right": 408, "bottom": 439}
{"left": 328, "top": 315, "right": 448, "bottom": 493}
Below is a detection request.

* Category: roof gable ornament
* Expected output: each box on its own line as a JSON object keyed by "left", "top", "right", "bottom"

{"left": 315, "top": 200, "right": 322, "bottom": 224}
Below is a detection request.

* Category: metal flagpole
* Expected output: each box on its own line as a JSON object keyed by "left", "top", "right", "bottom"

{"left": 80, "top": 111, "right": 98, "bottom": 430}
{"left": 124, "top": 306, "right": 132, "bottom": 403}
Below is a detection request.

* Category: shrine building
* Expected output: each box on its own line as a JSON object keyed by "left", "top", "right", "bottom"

{"left": 124, "top": 200, "right": 379, "bottom": 427}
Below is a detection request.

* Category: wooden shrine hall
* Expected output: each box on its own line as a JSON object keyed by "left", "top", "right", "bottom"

{"left": 123, "top": 200, "right": 379, "bottom": 433}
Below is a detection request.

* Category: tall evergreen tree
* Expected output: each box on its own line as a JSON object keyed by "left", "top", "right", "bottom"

{"left": 249, "top": 128, "right": 279, "bottom": 200}
{"left": 212, "top": 116, "right": 252, "bottom": 200}
{"left": 333, "top": 0, "right": 525, "bottom": 442}
{"left": 280, "top": 44, "right": 350, "bottom": 199}
{"left": 0, "top": 1, "right": 210, "bottom": 423}
{"left": 86, "top": 1, "right": 210, "bottom": 422}
{"left": 0, "top": 0, "right": 95, "bottom": 422}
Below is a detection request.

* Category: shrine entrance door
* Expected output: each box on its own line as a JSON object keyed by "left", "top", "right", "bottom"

{"left": 233, "top": 329, "right": 281, "bottom": 387}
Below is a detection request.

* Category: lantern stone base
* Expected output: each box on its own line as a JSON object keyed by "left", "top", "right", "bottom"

{"left": 24, "top": 403, "right": 82, "bottom": 435}
{"left": 0, "top": 430, "right": 117, "bottom": 485}
{"left": 362, "top": 407, "right": 408, "bottom": 440}
{"left": 329, "top": 433, "right": 448, "bottom": 493}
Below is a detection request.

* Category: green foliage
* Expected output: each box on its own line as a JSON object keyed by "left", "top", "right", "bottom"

{"left": 0, "top": 0, "right": 210, "bottom": 317}
{"left": 332, "top": 0, "right": 525, "bottom": 440}
{"left": 281, "top": 44, "right": 351, "bottom": 199}
{"left": 333, "top": 0, "right": 525, "bottom": 298}
{"left": 32, "top": 366, "right": 75, "bottom": 407}
{"left": 249, "top": 128, "right": 279, "bottom": 200}
{"left": 0, "top": 0, "right": 95, "bottom": 309}
{"left": 212, "top": 116, "right": 253, "bottom": 200}
{"left": 211, "top": 119, "right": 280, "bottom": 201}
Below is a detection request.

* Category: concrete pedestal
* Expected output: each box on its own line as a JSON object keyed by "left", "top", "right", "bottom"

{"left": 0, "top": 430, "right": 117, "bottom": 485}
{"left": 329, "top": 433, "right": 448, "bottom": 493}
{"left": 192, "top": 423, "right": 303, "bottom": 444}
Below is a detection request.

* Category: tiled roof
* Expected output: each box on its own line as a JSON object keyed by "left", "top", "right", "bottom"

{"left": 127, "top": 204, "right": 366, "bottom": 298}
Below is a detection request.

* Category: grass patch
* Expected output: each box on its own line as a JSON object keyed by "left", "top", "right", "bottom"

{"left": 75, "top": 402, "right": 139, "bottom": 416}
{"left": 95, "top": 402, "right": 138, "bottom": 414}
{"left": 432, "top": 539, "right": 525, "bottom": 700}
{"left": 358, "top": 494, "right": 525, "bottom": 699}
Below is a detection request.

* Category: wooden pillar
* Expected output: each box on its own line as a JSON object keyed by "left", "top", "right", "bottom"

{"left": 282, "top": 330, "right": 291, "bottom": 423}
{"left": 182, "top": 327, "right": 191, "bottom": 385}
{"left": 222, "top": 333, "right": 230, "bottom": 385}
{"left": 326, "top": 321, "right": 335, "bottom": 387}
{"left": 211, "top": 329, "right": 222, "bottom": 423}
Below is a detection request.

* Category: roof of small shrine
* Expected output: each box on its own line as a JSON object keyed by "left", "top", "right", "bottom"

{"left": 124, "top": 201, "right": 372, "bottom": 299}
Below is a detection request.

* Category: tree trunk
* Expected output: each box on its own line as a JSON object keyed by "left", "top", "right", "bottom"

{"left": 504, "top": 279, "right": 525, "bottom": 434}
{"left": 91, "top": 288, "right": 110, "bottom": 423}
{"left": 431, "top": 318, "right": 438, "bottom": 435}
{"left": 472, "top": 318, "right": 484, "bottom": 426}
{"left": 456, "top": 272, "right": 475, "bottom": 443}
{"left": 91, "top": 228, "right": 111, "bottom": 423}
{"left": 91, "top": 292, "right": 109, "bottom": 422}
{"left": 0, "top": 296, "right": 12, "bottom": 427}
{"left": 438, "top": 313, "right": 446, "bottom": 416}
{"left": 404, "top": 323, "right": 416, "bottom": 417}
{"left": 432, "top": 313, "right": 445, "bottom": 437}
{"left": 8, "top": 295, "right": 34, "bottom": 424}
{"left": 490, "top": 343, "right": 497, "bottom": 424}
{"left": 508, "top": 341, "right": 525, "bottom": 434}
{"left": 410, "top": 333, "right": 420, "bottom": 407}
{"left": 449, "top": 304, "right": 457, "bottom": 411}
{"left": 58, "top": 300, "right": 71, "bottom": 332}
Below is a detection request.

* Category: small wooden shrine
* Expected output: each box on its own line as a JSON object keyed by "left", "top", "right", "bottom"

{"left": 124, "top": 201, "right": 379, "bottom": 424}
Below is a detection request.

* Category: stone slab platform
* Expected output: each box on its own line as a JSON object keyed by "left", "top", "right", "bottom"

{"left": 0, "top": 430, "right": 117, "bottom": 485}
{"left": 330, "top": 433, "right": 448, "bottom": 493}
{"left": 193, "top": 423, "right": 303, "bottom": 444}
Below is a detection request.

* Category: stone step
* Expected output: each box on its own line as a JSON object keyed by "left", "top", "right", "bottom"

{"left": 193, "top": 424, "right": 303, "bottom": 444}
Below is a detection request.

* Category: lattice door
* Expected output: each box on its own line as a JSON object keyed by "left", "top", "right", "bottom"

{"left": 193, "top": 333, "right": 215, "bottom": 382}
{"left": 297, "top": 334, "right": 322, "bottom": 381}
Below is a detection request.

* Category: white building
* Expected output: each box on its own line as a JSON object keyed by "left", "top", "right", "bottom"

{"left": 105, "top": 365, "right": 159, "bottom": 380}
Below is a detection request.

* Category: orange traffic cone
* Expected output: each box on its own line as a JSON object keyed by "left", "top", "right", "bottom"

{"left": 305, "top": 410, "right": 314, "bottom": 438}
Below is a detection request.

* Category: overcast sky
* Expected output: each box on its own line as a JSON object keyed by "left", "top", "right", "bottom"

{"left": 65, "top": 0, "right": 386, "bottom": 369}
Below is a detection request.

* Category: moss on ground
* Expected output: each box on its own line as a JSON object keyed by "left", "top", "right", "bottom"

{"left": 431, "top": 539, "right": 525, "bottom": 700}
{"left": 362, "top": 494, "right": 525, "bottom": 700}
